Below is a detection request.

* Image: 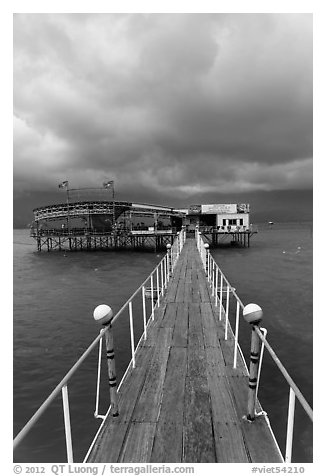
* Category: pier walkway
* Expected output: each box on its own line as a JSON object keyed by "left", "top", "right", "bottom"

{"left": 86, "top": 238, "right": 283, "bottom": 463}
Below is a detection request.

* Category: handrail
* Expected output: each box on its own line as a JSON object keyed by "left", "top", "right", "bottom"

{"left": 195, "top": 228, "right": 313, "bottom": 462}
{"left": 255, "top": 327, "right": 313, "bottom": 421}
{"left": 13, "top": 228, "right": 186, "bottom": 460}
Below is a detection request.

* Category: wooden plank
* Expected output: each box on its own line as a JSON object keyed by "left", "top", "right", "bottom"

{"left": 87, "top": 420, "right": 129, "bottom": 463}
{"left": 132, "top": 345, "right": 170, "bottom": 422}
{"left": 212, "top": 421, "right": 250, "bottom": 462}
{"left": 172, "top": 303, "right": 188, "bottom": 347}
{"left": 165, "top": 257, "right": 184, "bottom": 302}
{"left": 206, "top": 346, "right": 228, "bottom": 377}
{"left": 226, "top": 375, "right": 283, "bottom": 462}
{"left": 239, "top": 417, "right": 283, "bottom": 463}
{"left": 164, "top": 277, "right": 179, "bottom": 302}
{"left": 150, "top": 347, "right": 187, "bottom": 462}
{"left": 175, "top": 277, "right": 186, "bottom": 303}
{"left": 191, "top": 269, "right": 201, "bottom": 303}
{"left": 149, "top": 303, "right": 167, "bottom": 327}
{"left": 183, "top": 376, "right": 216, "bottom": 462}
{"left": 219, "top": 337, "right": 248, "bottom": 375}
{"left": 88, "top": 347, "right": 153, "bottom": 462}
{"left": 197, "top": 269, "right": 211, "bottom": 302}
{"left": 201, "top": 302, "right": 225, "bottom": 345}
{"left": 160, "top": 302, "right": 178, "bottom": 327}
{"left": 119, "top": 422, "right": 156, "bottom": 463}
{"left": 142, "top": 326, "right": 173, "bottom": 348}
{"left": 183, "top": 280, "right": 193, "bottom": 303}
{"left": 188, "top": 302, "right": 204, "bottom": 349}
{"left": 185, "top": 267, "right": 192, "bottom": 284}
{"left": 187, "top": 343, "right": 208, "bottom": 379}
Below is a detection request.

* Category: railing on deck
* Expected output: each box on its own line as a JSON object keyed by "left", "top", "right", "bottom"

{"left": 195, "top": 229, "right": 313, "bottom": 463}
{"left": 13, "top": 230, "right": 187, "bottom": 462}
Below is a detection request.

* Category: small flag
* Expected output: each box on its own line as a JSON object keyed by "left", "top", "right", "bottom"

{"left": 103, "top": 180, "right": 114, "bottom": 188}
{"left": 58, "top": 181, "right": 69, "bottom": 189}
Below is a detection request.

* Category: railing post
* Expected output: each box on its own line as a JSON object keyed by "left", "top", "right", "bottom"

{"left": 166, "top": 244, "right": 172, "bottom": 279}
{"left": 204, "top": 243, "right": 209, "bottom": 275}
{"left": 243, "top": 303, "right": 263, "bottom": 421}
{"left": 176, "top": 232, "right": 180, "bottom": 258}
{"left": 93, "top": 304, "right": 119, "bottom": 417}
{"left": 129, "top": 301, "right": 136, "bottom": 368}
{"left": 233, "top": 300, "right": 240, "bottom": 368}
{"left": 224, "top": 285, "right": 230, "bottom": 340}
{"left": 219, "top": 273, "right": 223, "bottom": 320}
{"left": 164, "top": 254, "right": 168, "bottom": 286}
{"left": 215, "top": 265, "right": 218, "bottom": 306}
{"left": 256, "top": 327, "right": 267, "bottom": 401}
{"left": 211, "top": 261, "right": 215, "bottom": 296}
{"left": 142, "top": 286, "right": 147, "bottom": 340}
{"left": 150, "top": 273, "right": 154, "bottom": 319}
{"left": 61, "top": 385, "right": 74, "bottom": 462}
{"left": 285, "top": 388, "right": 296, "bottom": 462}
{"left": 94, "top": 334, "right": 104, "bottom": 419}
{"left": 160, "top": 260, "right": 164, "bottom": 296}
{"left": 156, "top": 267, "right": 160, "bottom": 307}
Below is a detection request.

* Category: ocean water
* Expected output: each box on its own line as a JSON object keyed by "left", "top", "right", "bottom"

{"left": 13, "top": 223, "right": 313, "bottom": 463}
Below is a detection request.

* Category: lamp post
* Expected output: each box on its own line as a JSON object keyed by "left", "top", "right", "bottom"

{"left": 59, "top": 180, "right": 70, "bottom": 233}
{"left": 103, "top": 180, "right": 116, "bottom": 233}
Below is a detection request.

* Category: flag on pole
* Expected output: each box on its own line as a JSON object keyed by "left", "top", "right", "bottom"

{"left": 58, "top": 180, "right": 69, "bottom": 189}
{"left": 103, "top": 180, "right": 114, "bottom": 188}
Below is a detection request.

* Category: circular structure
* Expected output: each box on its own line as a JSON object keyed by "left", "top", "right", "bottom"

{"left": 32, "top": 192, "right": 184, "bottom": 236}
{"left": 93, "top": 304, "right": 114, "bottom": 325}
{"left": 243, "top": 303, "right": 263, "bottom": 324}
{"left": 204, "top": 243, "right": 209, "bottom": 249}
{"left": 166, "top": 244, "right": 171, "bottom": 249}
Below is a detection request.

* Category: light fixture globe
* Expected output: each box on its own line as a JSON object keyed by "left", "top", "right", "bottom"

{"left": 93, "top": 304, "right": 114, "bottom": 326}
{"left": 243, "top": 303, "right": 263, "bottom": 325}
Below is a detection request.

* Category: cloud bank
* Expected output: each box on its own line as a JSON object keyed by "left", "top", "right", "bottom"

{"left": 14, "top": 13, "right": 312, "bottom": 203}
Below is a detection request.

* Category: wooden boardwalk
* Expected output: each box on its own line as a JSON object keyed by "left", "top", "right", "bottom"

{"left": 87, "top": 238, "right": 283, "bottom": 463}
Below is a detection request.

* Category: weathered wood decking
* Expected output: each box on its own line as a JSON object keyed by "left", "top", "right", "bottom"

{"left": 87, "top": 238, "right": 283, "bottom": 463}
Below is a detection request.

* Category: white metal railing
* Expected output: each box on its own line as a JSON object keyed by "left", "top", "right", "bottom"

{"left": 13, "top": 229, "right": 186, "bottom": 462}
{"left": 195, "top": 228, "right": 313, "bottom": 463}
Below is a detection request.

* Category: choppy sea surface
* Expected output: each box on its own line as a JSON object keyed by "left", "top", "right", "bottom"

{"left": 13, "top": 223, "right": 313, "bottom": 463}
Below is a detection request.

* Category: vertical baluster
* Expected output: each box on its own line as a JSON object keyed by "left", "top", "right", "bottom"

{"left": 94, "top": 335, "right": 103, "bottom": 417}
{"left": 164, "top": 255, "right": 167, "bottom": 287}
{"left": 156, "top": 267, "right": 160, "bottom": 307}
{"left": 160, "top": 260, "right": 164, "bottom": 296}
{"left": 62, "top": 385, "right": 74, "bottom": 462}
{"left": 142, "top": 286, "right": 147, "bottom": 340}
{"left": 129, "top": 302, "right": 136, "bottom": 368}
{"left": 233, "top": 301, "right": 240, "bottom": 368}
{"left": 285, "top": 388, "right": 296, "bottom": 463}
{"left": 256, "top": 327, "right": 267, "bottom": 401}
{"left": 211, "top": 261, "right": 215, "bottom": 296}
{"left": 166, "top": 244, "right": 171, "bottom": 281}
{"left": 219, "top": 274, "right": 223, "bottom": 320}
{"left": 215, "top": 266, "right": 218, "bottom": 307}
{"left": 224, "top": 285, "right": 230, "bottom": 340}
{"left": 150, "top": 274, "right": 154, "bottom": 319}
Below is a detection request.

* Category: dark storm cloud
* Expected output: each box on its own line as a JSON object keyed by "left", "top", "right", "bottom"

{"left": 13, "top": 13, "right": 312, "bottom": 199}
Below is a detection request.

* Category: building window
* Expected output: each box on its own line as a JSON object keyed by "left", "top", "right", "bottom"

{"left": 239, "top": 218, "right": 243, "bottom": 226}
{"left": 229, "top": 219, "right": 237, "bottom": 225}
{"left": 223, "top": 219, "right": 227, "bottom": 226}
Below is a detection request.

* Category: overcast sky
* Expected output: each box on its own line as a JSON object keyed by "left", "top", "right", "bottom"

{"left": 13, "top": 13, "right": 313, "bottom": 223}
